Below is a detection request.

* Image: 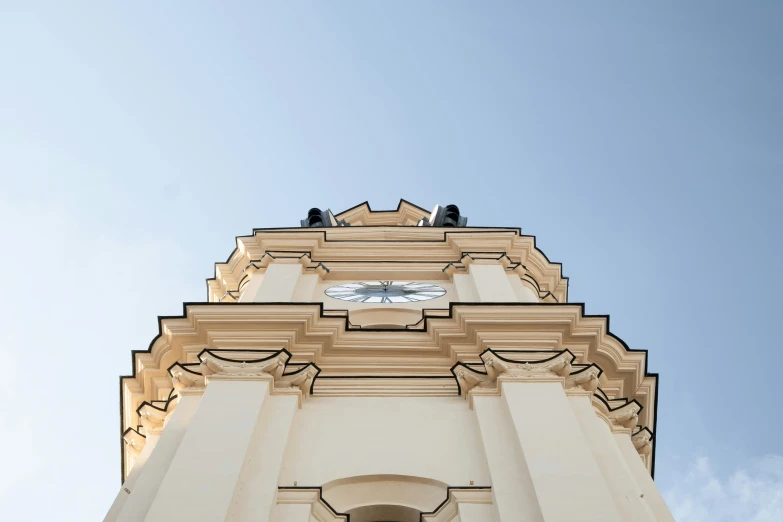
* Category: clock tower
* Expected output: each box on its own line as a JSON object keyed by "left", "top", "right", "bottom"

{"left": 105, "top": 200, "right": 674, "bottom": 522}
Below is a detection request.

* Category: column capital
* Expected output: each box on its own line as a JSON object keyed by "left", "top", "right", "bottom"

{"left": 199, "top": 349, "right": 288, "bottom": 381}
{"left": 453, "top": 348, "right": 581, "bottom": 406}
{"left": 632, "top": 427, "right": 654, "bottom": 457}
{"left": 169, "top": 363, "right": 206, "bottom": 395}
{"left": 122, "top": 427, "right": 146, "bottom": 458}
{"left": 565, "top": 364, "right": 601, "bottom": 394}
{"left": 136, "top": 390, "right": 179, "bottom": 435}
{"left": 276, "top": 488, "right": 348, "bottom": 521}
{"left": 166, "top": 349, "right": 320, "bottom": 406}
{"left": 592, "top": 390, "right": 645, "bottom": 433}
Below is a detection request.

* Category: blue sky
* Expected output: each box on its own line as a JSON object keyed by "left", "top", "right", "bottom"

{"left": 1, "top": 2, "right": 781, "bottom": 520}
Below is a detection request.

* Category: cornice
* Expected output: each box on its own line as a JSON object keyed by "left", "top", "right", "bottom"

{"left": 122, "top": 303, "right": 651, "bottom": 407}
{"left": 206, "top": 228, "right": 568, "bottom": 303}
{"left": 119, "top": 301, "right": 658, "bottom": 481}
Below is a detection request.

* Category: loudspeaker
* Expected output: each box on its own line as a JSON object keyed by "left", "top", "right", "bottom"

{"left": 300, "top": 208, "right": 350, "bottom": 228}
{"left": 418, "top": 204, "right": 468, "bottom": 227}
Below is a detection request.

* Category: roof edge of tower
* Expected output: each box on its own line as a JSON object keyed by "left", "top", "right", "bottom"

{"left": 333, "top": 199, "right": 431, "bottom": 226}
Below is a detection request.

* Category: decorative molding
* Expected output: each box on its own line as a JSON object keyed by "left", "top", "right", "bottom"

{"left": 207, "top": 226, "right": 568, "bottom": 304}
{"left": 169, "top": 363, "right": 205, "bottom": 393}
{"left": 607, "top": 401, "right": 641, "bottom": 431}
{"left": 483, "top": 349, "right": 573, "bottom": 381}
{"left": 199, "top": 350, "right": 288, "bottom": 380}
{"left": 168, "top": 348, "right": 320, "bottom": 398}
{"left": 120, "top": 303, "right": 657, "bottom": 481}
{"left": 137, "top": 403, "right": 168, "bottom": 432}
{"left": 565, "top": 364, "right": 601, "bottom": 392}
{"left": 452, "top": 349, "right": 576, "bottom": 402}
{"left": 592, "top": 390, "right": 645, "bottom": 432}
{"left": 121, "top": 428, "right": 146, "bottom": 458}
{"left": 633, "top": 427, "right": 654, "bottom": 457}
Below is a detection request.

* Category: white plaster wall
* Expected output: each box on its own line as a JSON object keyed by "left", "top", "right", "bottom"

{"left": 278, "top": 397, "right": 490, "bottom": 488}
{"left": 458, "top": 503, "right": 497, "bottom": 522}
{"left": 269, "top": 504, "right": 314, "bottom": 522}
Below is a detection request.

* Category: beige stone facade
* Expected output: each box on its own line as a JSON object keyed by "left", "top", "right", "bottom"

{"left": 105, "top": 200, "right": 673, "bottom": 522}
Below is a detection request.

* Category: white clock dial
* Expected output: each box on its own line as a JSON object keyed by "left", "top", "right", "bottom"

{"left": 325, "top": 281, "right": 446, "bottom": 303}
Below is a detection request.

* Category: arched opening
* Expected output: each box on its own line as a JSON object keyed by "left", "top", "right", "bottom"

{"left": 346, "top": 504, "right": 420, "bottom": 522}
{"left": 321, "top": 474, "right": 448, "bottom": 514}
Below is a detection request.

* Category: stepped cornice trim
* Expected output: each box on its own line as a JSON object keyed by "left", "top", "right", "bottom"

{"left": 119, "top": 301, "right": 658, "bottom": 481}
{"left": 121, "top": 428, "right": 145, "bottom": 458}
{"left": 207, "top": 228, "right": 568, "bottom": 303}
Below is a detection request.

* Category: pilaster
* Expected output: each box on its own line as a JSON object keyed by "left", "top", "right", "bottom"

{"left": 237, "top": 253, "right": 328, "bottom": 303}
{"left": 457, "top": 350, "right": 623, "bottom": 521}
{"left": 615, "top": 430, "right": 675, "bottom": 522}
{"left": 106, "top": 374, "right": 205, "bottom": 522}
{"left": 473, "top": 395, "right": 544, "bottom": 522}
{"left": 141, "top": 350, "right": 318, "bottom": 522}
{"left": 569, "top": 395, "right": 656, "bottom": 521}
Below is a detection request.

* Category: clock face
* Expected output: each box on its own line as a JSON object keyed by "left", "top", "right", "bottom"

{"left": 325, "top": 281, "right": 446, "bottom": 303}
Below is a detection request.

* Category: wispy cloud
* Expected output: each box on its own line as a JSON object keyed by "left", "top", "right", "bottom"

{"left": 665, "top": 454, "right": 783, "bottom": 522}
